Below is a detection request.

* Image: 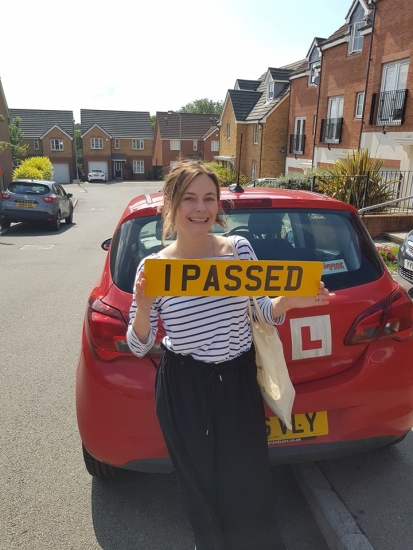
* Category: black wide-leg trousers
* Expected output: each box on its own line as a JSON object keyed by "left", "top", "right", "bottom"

{"left": 155, "top": 346, "right": 285, "bottom": 550}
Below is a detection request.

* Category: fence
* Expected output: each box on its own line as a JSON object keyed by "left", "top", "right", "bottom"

{"left": 310, "top": 171, "right": 413, "bottom": 214}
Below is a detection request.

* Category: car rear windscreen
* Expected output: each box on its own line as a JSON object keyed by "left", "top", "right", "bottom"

{"left": 9, "top": 182, "right": 49, "bottom": 195}
{"left": 110, "top": 208, "right": 383, "bottom": 293}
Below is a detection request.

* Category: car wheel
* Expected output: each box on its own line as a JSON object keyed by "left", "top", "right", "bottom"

{"left": 66, "top": 206, "right": 74, "bottom": 224}
{"left": 82, "top": 445, "right": 120, "bottom": 477}
{"left": 50, "top": 211, "right": 61, "bottom": 231}
{"left": 0, "top": 220, "right": 11, "bottom": 229}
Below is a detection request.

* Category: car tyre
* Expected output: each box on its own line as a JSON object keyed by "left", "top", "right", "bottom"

{"left": 66, "top": 206, "right": 74, "bottom": 224}
{"left": 51, "top": 211, "right": 61, "bottom": 231}
{"left": 0, "top": 220, "right": 11, "bottom": 229}
{"left": 82, "top": 444, "right": 120, "bottom": 477}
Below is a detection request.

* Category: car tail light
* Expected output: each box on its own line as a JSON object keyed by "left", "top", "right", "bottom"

{"left": 1, "top": 192, "right": 10, "bottom": 200}
{"left": 345, "top": 286, "right": 413, "bottom": 345}
{"left": 43, "top": 196, "right": 56, "bottom": 203}
{"left": 85, "top": 293, "right": 166, "bottom": 361}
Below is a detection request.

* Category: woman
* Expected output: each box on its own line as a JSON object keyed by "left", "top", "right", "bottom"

{"left": 127, "top": 160, "right": 333, "bottom": 550}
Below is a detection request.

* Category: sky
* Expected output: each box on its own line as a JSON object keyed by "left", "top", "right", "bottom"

{"left": 1, "top": 0, "right": 350, "bottom": 123}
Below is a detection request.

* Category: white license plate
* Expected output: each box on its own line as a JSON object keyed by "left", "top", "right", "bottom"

{"left": 404, "top": 259, "right": 413, "bottom": 271}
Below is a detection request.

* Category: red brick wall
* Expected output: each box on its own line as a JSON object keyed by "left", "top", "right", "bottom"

{"left": 317, "top": 36, "right": 371, "bottom": 151}
{"left": 364, "top": 0, "right": 413, "bottom": 133}
{"left": 287, "top": 75, "right": 318, "bottom": 162}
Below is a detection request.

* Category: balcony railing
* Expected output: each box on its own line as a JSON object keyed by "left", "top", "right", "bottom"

{"left": 369, "top": 89, "right": 408, "bottom": 126}
{"left": 289, "top": 134, "right": 306, "bottom": 154}
{"left": 319, "top": 117, "right": 343, "bottom": 143}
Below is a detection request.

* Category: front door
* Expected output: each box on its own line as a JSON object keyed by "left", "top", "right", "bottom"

{"left": 114, "top": 161, "right": 122, "bottom": 179}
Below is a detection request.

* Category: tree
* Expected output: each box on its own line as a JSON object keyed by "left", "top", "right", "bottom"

{"left": 75, "top": 122, "right": 83, "bottom": 171}
{"left": 0, "top": 114, "right": 7, "bottom": 154}
{"left": 8, "top": 117, "right": 28, "bottom": 161}
{"left": 180, "top": 98, "right": 223, "bottom": 115}
{"left": 13, "top": 156, "right": 53, "bottom": 181}
{"left": 150, "top": 115, "right": 156, "bottom": 129}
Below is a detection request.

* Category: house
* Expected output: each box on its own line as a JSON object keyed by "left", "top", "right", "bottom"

{"left": 152, "top": 112, "right": 220, "bottom": 178}
{"left": 218, "top": 61, "right": 304, "bottom": 182}
{"left": 9, "top": 108, "right": 76, "bottom": 184}
{"left": 81, "top": 109, "right": 153, "bottom": 181}
{"left": 0, "top": 78, "right": 12, "bottom": 191}
{"left": 286, "top": 0, "right": 413, "bottom": 189}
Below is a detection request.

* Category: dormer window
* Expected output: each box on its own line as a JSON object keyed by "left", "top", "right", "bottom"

{"left": 309, "top": 61, "right": 321, "bottom": 86}
{"left": 350, "top": 21, "right": 364, "bottom": 53}
{"left": 267, "top": 80, "right": 274, "bottom": 101}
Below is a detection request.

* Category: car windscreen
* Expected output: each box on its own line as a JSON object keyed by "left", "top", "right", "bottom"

{"left": 8, "top": 182, "right": 49, "bottom": 195}
{"left": 110, "top": 208, "right": 383, "bottom": 294}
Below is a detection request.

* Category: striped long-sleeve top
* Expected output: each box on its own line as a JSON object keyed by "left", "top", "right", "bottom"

{"left": 126, "top": 236, "right": 284, "bottom": 363}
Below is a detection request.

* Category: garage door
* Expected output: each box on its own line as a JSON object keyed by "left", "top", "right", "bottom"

{"left": 88, "top": 161, "right": 108, "bottom": 181}
{"left": 52, "top": 163, "right": 70, "bottom": 184}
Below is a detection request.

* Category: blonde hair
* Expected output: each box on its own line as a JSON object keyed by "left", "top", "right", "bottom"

{"left": 160, "top": 160, "right": 226, "bottom": 241}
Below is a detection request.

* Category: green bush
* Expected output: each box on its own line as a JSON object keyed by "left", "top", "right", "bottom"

{"left": 258, "top": 171, "right": 315, "bottom": 190}
{"left": 13, "top": 156, "right": 54, "bottom": 181}
{"left": 314, "top": 149, "right": 395, "bottom": 209}
{"left": 204, "top": 162, "right": 247, "bottom": 187}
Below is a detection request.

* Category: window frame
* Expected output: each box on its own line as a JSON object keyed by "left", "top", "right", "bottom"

{"left": 267, "top": 80, "right": 274, "bottom": 101}
{"left": 211, "top": 140, "right": 219, "bottom": 151}
{"left": 133, "top": 160, "right": 144, "bottom": 174}
{"left": 132, "top": 139, "right": 144, "bottom": 150}
{"left": 50, "top": 139, "right": 64, "bottom": 151}
{"left": 227, "top": 124, "right": 231, "bottom": 139}
{"left": 355, "top": 91, "right": 365, "bottom": 118}
{"left": 90, "top": 137, "right": 103, "bottom": 149}
{"left": 115, "top": 138, "right": 120, "bottom": 149}
{"left": 170, "top": 139, "right": 180, "bottom": 151}
{"left": 34, "top": 139, "right": 39, "bottom": 150}
{"left": 253, "top": 124, "right": 259, "bottom": 145}
{"left": 350, "top": 21, "right": 364, "bottom": 54}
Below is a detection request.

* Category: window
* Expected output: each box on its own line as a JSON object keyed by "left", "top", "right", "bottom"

{"left": 211, "top": 141, "right": 219, "bottom": 151}
{"left": 50, "top": 139, "right": 63, "bottom": 151}
{"left": 253, "top": 124, "right": 258, "bottom": 145}
{"left": 193, "top": 140, "right": 197, "bottom": 151}
{"left": 170, "top": 140, "right": 180, "bottom": 150}
{"left": 90, "top": 138, "right": 103, "bottom": 149}
{"left": 350, "top": 22, "right": 364, "bottom": 53}
{"left": 34, "top": 139, "right": 39, "bottom": 150}
{"left": 115, "top": 139, "right": 120, "bottom": 149}
{"left": 326, "top": 96, "right": 344, "bottom": 142}
{"left": 355, "top": 92, "right": 365, "bottom": 118}
{"left": 251, "top": 163, "right": 257, "bottom": 180}
{"left": 377, "top": 59, "right": 409, "bottom": 125}
{"left": 132, "top": 139, "right": 144, "bottom": 150}
{"left": 267, "top": 80, "right": 274, "bottom": 101}
{"left": 133, "top": 160, "right": 144, "bottom": 173}
{"left": 291, "top": 118, "right": 305, "bottom": 154}
{"left": 309, "top": 61, "right": 321, "bottom": 86}
{"left": 227, "top": 124, "right": 231, "bottom": 139}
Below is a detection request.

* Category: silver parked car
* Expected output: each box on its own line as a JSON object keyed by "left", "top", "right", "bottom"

{"left": 0, "top": 179, "right": 74, "bottom": 231}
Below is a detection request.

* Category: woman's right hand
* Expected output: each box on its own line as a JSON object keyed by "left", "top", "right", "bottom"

{"left": 135, "top": 270, "right": 156, "bottom": 313}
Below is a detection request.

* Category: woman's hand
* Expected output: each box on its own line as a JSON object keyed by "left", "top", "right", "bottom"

{"left": 272, "top": 282, "right": 336, "bottom": 318}
{"left": 134, "top": 270, "right": 156, "bottom": 313}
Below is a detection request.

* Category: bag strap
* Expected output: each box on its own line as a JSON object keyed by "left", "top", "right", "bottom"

{"left": 227, "top": 237, "right": 265, "bottom": 325}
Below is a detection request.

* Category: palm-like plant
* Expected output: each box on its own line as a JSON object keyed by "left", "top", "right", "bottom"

{"left": 315, "top": 149, "right": 396, "bottom": 210}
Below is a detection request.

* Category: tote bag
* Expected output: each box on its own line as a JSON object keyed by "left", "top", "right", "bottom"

{"left": 229, "top": 238, "right": 295, "bottom": 429}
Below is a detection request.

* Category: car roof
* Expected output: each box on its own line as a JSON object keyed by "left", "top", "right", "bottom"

{"left": 120, "top": 186, "right": 358, "bottom": 225}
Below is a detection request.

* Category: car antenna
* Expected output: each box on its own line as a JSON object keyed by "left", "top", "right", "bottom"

{"left": 229, "top": 182, "right": 244, "bottom": 193}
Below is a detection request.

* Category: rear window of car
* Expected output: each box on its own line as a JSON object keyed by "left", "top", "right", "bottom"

{"left": 110, "top": 208, "right": 383, "bottom": 293}
{"left": 9, "top": 182, "right": 49, "bottom": 195}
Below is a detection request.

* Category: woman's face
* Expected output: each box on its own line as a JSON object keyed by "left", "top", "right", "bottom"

{"left": 174, "top": 173, "right": 219, "bottom": 237}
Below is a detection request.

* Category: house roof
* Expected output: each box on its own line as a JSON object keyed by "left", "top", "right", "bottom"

{"left": 322, "top": 24, "right": 349, "bottom": 45}
{"left": 80, "top": 109, "right": 153, "bottom": 139}
{"left": 245, "top": 80, "right": 290, "bottom": 121}
{"left": 156, "top": 112, "right": 220, "bottom": 139}
{"left": 9, "top": 109, "right": 74, "bottom": 139}
{"left": 268, "top": 68, "right": 293, "bottom": 81}
{"left": 228, "top": 90, "right": 261, "bottom": 121}
{"left": 235, "top": 79, "right": 261, "bottom": 91}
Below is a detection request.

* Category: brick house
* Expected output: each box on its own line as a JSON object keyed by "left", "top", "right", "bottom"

{"left": 286, "top": 0, "right": 413, "bottom": 183}
{"left": 9, "top": 108, "right": 76, "bottom": 184}
{"left": 218, "top": 62, "right": 303, "bottom": 182}
{"left": 81, "top": 109, "right": 153, "bottom": 181}
{"left": 152, "top": 112, "right": 220, "bottom": 179}
{"left": 0, "top": 78, "right": 12, "bottom": 191}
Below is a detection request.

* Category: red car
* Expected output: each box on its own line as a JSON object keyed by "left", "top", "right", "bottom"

{"left": 76, "top": 187, "right": 413, "bottom": 476}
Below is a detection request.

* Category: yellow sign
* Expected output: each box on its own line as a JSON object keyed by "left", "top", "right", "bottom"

{"left": 144, "top": 259, "right": 323, "bottom": 296}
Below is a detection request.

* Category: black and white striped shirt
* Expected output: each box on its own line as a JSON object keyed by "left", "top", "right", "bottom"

{"left": 127, "top": 236, "right": 284, "bottom": 363}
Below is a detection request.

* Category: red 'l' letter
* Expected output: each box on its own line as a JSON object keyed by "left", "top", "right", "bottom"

{"left": 301, "top": 326, "right": 322, "bottom": 350}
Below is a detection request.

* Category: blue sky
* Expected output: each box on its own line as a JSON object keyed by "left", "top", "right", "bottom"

{"left": 1, "top": 0, "right": 349, "bottom": 123}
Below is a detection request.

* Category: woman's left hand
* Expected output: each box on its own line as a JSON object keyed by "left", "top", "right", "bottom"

{"left": 272, "top": 282, "right": 336, "bottom": 318}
